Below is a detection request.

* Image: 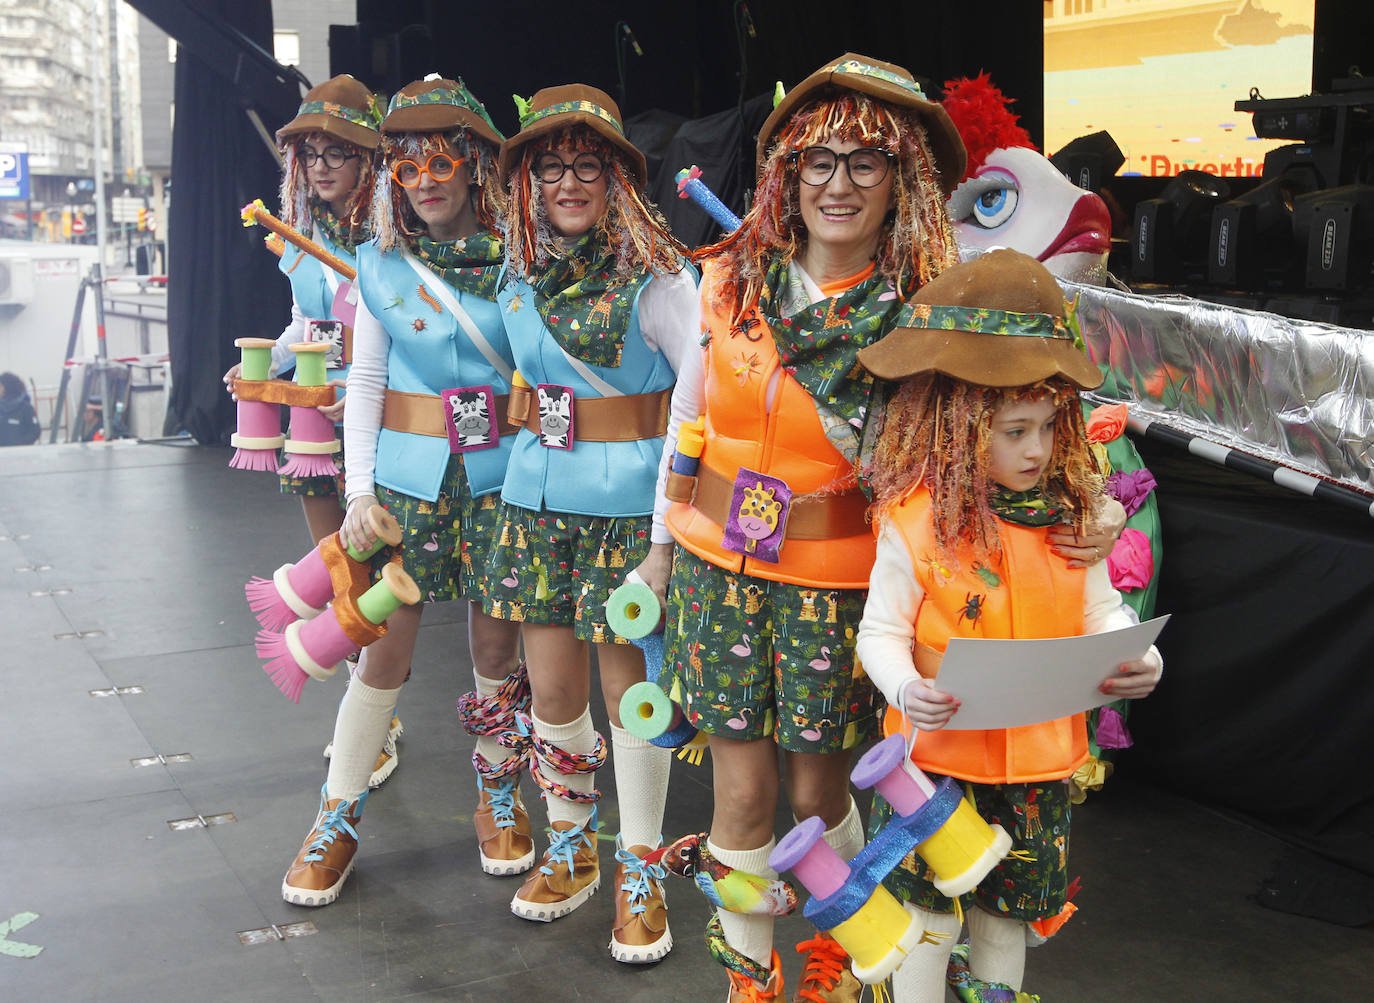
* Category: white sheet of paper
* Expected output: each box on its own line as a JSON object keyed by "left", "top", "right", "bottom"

{"left": 933, "top": 615, "right": 1169, "bottom": 730}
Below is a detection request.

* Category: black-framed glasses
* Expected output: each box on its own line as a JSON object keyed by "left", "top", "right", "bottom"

{"left": 791, "top": 146, "right": 895, "bottom": 189}
{"left": 533, "top": 152, "right": 606, "bottom": 185}
{"left": 391, "top": 153, "right": 466, "bottom": 188}
{"left": 298, "top": 145, "right": 361, "bottom": 169}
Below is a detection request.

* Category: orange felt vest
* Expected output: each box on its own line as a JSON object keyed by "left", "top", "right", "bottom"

{"left": 664, "top": 259, "right": 876, "bottom": 588}
{"left": 882, "top": 487, "right": 1090, "bottom": 783}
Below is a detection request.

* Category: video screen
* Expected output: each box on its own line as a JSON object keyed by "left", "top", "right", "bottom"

{"left": 1043, "top": 0, "right": 1315, "bottom": 178}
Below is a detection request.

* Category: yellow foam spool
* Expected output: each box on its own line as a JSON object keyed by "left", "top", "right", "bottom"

{"left": 830, "top": 894, "right": 925, "bottom": 984}
{"left": 918, "top": 798, "right": 1013, "bottom": 899}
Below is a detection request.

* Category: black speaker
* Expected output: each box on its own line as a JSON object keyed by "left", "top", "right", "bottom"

{"left": 1209, "top": 200, "right": 1258, "bottom": 289}
{"left": 1132, "top": 199, "right": 1176, "bottom": 283}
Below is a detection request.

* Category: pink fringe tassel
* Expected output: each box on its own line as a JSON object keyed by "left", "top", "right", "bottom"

{"left": 277, "top": 451, "right": 340, "bottom": 479}
{"left": 245, "top": 576, "right": 299, "bottom": 632}
{"left": 229, "top": 448, "right": 282, "bottom": 472}
{"left": 255, "top": 629, "right": 308, "bottom": 703}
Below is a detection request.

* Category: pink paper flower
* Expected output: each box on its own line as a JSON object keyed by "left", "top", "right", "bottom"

{"left": 1107, "top": 527, "right": 1154, "bottom": 591}
{"left": 1095, "top": 706, "right": 1134, "bottom": 749}
{"left": 1106, "top": 468, "right": 1158, "bottom": 517}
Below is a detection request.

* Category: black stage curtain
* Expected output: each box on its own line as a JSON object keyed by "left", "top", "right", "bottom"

{"left": 165, "top": 0, "right": 295, "bottom": 445}
{"left": 1126, "top": 437, "right": 1374, "bottom": 883}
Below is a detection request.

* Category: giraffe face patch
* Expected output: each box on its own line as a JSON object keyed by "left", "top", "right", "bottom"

{"left": 722, "top": 468, "right": 791, "bottom": 563}
{"left": 536, "top": 384, "right": 575, "bottom": 449}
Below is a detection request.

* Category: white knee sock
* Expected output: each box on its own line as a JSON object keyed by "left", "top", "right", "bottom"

{"left": 533, "top": 708, "right": 597, "bottom": 829}
{"left": 889, "top": 907, "right": 961, "bottom": 1003}
{"left": 818, "top": 797, "right": 865, "bottom": 862}
{"left": 967, "top": 906, "right": 1027, "bottom": 990}
{"left": 709, "top": 838, "right": 777, "bottom": 971}
{"left": 325, "top": 676, "right": 401, "bottom": 802}
{"left": 610, "top": 723, "right": 670, "bottom": 850}
{"left": 471, "top": 671, "right": 506, "bottom": 768}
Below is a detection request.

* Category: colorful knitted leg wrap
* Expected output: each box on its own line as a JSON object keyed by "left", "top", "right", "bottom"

{"left": 706, "top": 914, "right": 775, "bottom": 986}
{"left": 501, "top": 711, "right": 606, "bottom": 804}
{"left": 457, "top": 662, "right": 530, "bottom": 738}
{"left": 653, "top": 832, "right": 799, "bottom": 917}
{"left": 947, "top": 943, "right": 1041, "bottom": 1003}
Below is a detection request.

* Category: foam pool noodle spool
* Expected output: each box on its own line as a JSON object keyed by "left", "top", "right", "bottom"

{"left": 245, "top": 504, "right": 400, "bottom": 630}
{"left": 228, "top": 338, "right": 284, "bottom": 471}
{"left": 278, "top": 342, "right": 341, "bottom": 479}
{"left": 852, "top": 734, "right": 1012, "bottom": 899}
{"left": 612, "top": 577, "right": 701, "bottom": 755}
{"left": 256, "top": 562, "right": 421, "bottom": 703}
{"left": 675, "top": 166, "right": 742, "bottom": 232}
{"left": 770, "top": 816, "right": 924, "bottom": 984}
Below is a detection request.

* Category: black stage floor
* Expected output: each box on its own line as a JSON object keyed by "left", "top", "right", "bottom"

{"left": 1, "top": 441, "right": 1367, "bottom": 1001}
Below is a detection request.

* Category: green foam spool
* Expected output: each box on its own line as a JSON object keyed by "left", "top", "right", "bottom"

{"left": 292, "top": 345, "right": 329, "bottom": 387}
{"left": 357, "top": 565, "right": 422, "bottom": 624}
{"left": 345, "top": 505, "right": 403, "bottom": 563}
{"left": 235, "top": 337, "right": 275, "bottom": 381}
{"left": 619, "top": 681, "right": 676, "bottom": 741}
{"left": 605, "top": 578, "right": 660, "bottom": 640}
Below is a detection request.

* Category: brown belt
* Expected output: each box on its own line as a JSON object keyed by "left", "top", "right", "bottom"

{"left": 690, "top": 463, "right": 871, "bottom": 541}
{"left": 382, "top": 388, "right": 518, "bottom": 438}
{"left": 510, "top": 386, "right": 671, "bottom": 443}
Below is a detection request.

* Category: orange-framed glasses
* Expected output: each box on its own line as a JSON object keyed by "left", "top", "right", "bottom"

{"left": 391, "top": 153, "right": 467, "bottom": 188}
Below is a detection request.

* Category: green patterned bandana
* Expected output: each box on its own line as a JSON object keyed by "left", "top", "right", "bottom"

{"left": 757, "top": 254, "right": 902, "bottom": 428}
{"left": 311, "top": 200, "right": 368, "bottom": 252}
{"left": 408, "top": 231, "right": 504, "bottom": 301}
{"left": 530, "top": 232, "right": 647, "bottom": 368}
{"left": 988, "top": 485, "right": 1066, "bottom": 527}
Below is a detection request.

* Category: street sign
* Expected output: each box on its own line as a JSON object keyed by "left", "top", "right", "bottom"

{"left": 111, "top": 196, "right": 143, "bottom": 223}
{"left": 0, "top": 150, "right": 29, "bottom": 200}
{"left": 71, "top": 217, "right": 87, "bottom": 235}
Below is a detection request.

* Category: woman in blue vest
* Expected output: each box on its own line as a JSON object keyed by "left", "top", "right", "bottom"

{"left": 225, "top": 76, "right": 406, "bottom": 789}
{"left": 480, "top": 85, "right": 697, "bottom": 964}
{"left": 279, "top": 76, "right": 525, "bottom": 908}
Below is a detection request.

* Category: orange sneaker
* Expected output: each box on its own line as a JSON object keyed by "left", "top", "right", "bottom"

{"left": 792, "top": 931, "right": 862, "bottom": 1002}
{"left": 727, "top": 950, "right": 785, "bottom": 1002}
{"left": 609, "top": 838, "right": 672, "bottom": 963}
{"left": 281, "top": 784, "right": 368, "bottom": 907}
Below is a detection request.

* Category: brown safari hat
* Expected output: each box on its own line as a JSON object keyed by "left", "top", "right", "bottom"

{"left": 857, "top": 248, "right": 1103, "bottom": 390}
{"left": 758, "top": 53, "right": 966, "bottom": 195}
{"left": 276, "top": 74, "right": 383, "bottom": 150}
{"left": 498, "top": 84, "right": 647, "bottom": 188}
{"left": 381, "top": 76, "right": 504, "bottom": 148}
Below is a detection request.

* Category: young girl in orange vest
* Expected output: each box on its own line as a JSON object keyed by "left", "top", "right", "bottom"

{"left": 855, "top": 248, "right": 1162, "bottom": 1002}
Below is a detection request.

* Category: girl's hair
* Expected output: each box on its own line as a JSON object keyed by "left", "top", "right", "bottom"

{"left": 501, "top": 125, "right": 684, "bottom": 282}
{"left": 0, "top": 371, "right": 26, "bottom": 400}
{"left": 699, "top": 91, "right": 959, "bottom": 322}
{"left": 366, "top": 128, "right": 505, "bottom": 251}
{"left": 869, "top": 375, "right": 1102, "bottom": 564}
{"left": 277, "top": 132, "right": 375, "bottom": 237}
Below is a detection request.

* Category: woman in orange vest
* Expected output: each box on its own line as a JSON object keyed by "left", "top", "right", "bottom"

{"left": 855, "top": 249, "right": 1162, "bottom": 1002}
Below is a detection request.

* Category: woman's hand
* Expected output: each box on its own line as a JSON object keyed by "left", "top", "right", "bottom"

{"left": 222, "top": 363, "right": 242, "bottom": 399}
{"left": 316, "top": 379, "right": 347, "bottom": 423}
{"left": 629, "top": 542, "right": 673, "bottom": 611}
{"left": 1049, "top": 497, "right": 1127, "bottom": 568}
{"left": 903, "top": 677, "right": 961, "bottom": 732}
{"left": 341, "top": 493, "right": 381, "bottom": 554}
{"left": 1098, "top": 651, "right": 1162, "bottom": 701}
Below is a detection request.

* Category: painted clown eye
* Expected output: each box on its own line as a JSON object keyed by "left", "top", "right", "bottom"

{"left": 948, "top": 173, "right": 1020, "bottom": 230}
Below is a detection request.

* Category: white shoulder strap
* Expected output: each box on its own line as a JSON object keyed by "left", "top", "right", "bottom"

{"left": 403, "top": 250, "right": 514, "bottom": 385}
{"left": 319, "top": 256, "right": 340, "bottom": 297}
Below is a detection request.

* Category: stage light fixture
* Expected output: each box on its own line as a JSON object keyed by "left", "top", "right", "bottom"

{"left": 1132, "top": 170, "right": 1231, "bottom": 284}
{"left": 1049, "top": 131, "right": 1125, "bottom": 194}
{"left": 1292, "top": 184, "right": 1374, "bottom": 292}
{"left": 1208, "top": 162, "right": 1322, "bottom": 289}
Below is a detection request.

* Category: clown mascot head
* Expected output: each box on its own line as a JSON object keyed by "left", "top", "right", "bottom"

{"left": 943, "top": 74, "right": 1112, "bottom": 285}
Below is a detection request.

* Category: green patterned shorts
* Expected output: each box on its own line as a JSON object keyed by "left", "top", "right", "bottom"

{"left": 481, "top": 502, "right": 651, "bottom": 643}
{"left": 278, "top": 437, "right": 345, "bottom": 497}
{"left": 869, "top": 778, "right": 1072, "bottom": 921}
{"left": 659, "top": 547, "right": 880, "bottom": 754}
{"left": 372, "top": 454, "right": 501, "bottom": 603}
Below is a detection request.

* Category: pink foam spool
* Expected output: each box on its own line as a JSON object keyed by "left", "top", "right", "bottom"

{"left": 278, "top": 404, "right": 340, "bottom": 478}
{"left": 279, "top": 546, "right": 333, "bottom": 613}
{"left": 229, "top": 398, "right": 284, "bottom": 472}
{"left": 769, "top": 816, "right": 849, "bottom": 900}
{"left": 297, "top": 609, "right": 357, "bottom": 669}
{"left": 852, "top": 734, "right": 937, "bottom": 817}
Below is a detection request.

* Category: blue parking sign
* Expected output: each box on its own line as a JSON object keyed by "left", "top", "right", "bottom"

{"left": 0, "top": 151, "right": 30, "bottom": 200}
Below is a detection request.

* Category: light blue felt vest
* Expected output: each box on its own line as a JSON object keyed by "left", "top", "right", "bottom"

{"left": 356, "top": 241, "right": 515, "bottom": 502}
{"left": 277, "top": 229, "right": 354, "bottom": 382}
{"left": 496, "top": 273, "right": 676, "bottom": 518}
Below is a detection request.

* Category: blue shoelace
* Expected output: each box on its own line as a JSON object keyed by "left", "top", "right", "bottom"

{"left": 303, "top": 787, "right": 367, "bottom": 863}
{"left": 614, "top": 844, "right": 667, "bottom": 915}
{"left": 484, "top": 778, "right": 519, "bottom": 829}
{"left": 539, "top": 806, "right": 598, "bottom": 877}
